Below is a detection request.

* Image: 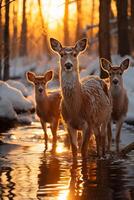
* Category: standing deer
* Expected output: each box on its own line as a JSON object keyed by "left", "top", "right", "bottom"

{"left": 100, "top": 58, "right": 129, "bottom": 152}
{"left": 26, "top": 70, "right": 61, "bottom": 152}
{"left": 50, "top": 38, "right": 112, "bottom": 158}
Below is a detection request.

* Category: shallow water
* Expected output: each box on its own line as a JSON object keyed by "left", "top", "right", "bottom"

{"left": 0, "top": 122, "right": 134, "bottom": 200}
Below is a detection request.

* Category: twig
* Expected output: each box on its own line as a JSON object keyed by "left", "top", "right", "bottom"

{"left": 120, "top": 142, "right": 134, "bottom": 156}
{"left": 0, "top": 0, "right": 15, "bottom": 8}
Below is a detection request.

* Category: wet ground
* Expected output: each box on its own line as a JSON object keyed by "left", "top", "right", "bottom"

{"left": 0, "top": 122, "right": 134, "bottom": 200}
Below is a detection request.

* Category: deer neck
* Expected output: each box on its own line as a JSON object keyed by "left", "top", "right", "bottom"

{"left": 60, "top": 68, "right": 82, "bottom": 111}
{"left": 110, "top": 80, "right": 124, "bottom": 98}
{"left": 35, "top": 90, "right": 49, "bottom": 110}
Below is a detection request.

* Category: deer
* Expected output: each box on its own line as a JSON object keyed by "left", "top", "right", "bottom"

{"left": 100, "top": 58, "right": 129, "bottom": 152}
{"left": 50, "top": 38, "right": 112, "bottom": 158}
{"left": 26, "top": 70, "right": 62, "bottom": 152}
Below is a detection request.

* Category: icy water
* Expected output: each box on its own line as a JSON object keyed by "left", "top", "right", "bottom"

{"left": 0, "top": 122, "right": 134, "bottom": 200}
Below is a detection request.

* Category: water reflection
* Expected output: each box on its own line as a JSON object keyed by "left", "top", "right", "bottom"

{"left": 0, "top": 167, "right": 16, "bottom": 199}
{"left": 0, "top": 123, "right": 134, "bottom": 200}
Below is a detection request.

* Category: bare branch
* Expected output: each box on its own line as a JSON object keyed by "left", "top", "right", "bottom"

{"left": 0, "top": 0, "right": 15, "bottom": 9}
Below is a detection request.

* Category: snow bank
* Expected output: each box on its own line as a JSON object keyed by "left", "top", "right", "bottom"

{"left": 6, "top": 80, "right": 29, "bottom": 97}
{"left": 0, "top": 81, "right": 33, "bottom": 112}
{"left": 0, "top": 81, "right": 35, "bottom": 131}
{"left": 0, "top": 96, "right": 17, "bottom": 120}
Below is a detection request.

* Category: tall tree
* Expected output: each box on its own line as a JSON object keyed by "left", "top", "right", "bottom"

{"left": 76, "top": 0, "right": 82, "bottom": 40}
{"left": 131, "top": 0, "right": 134, "bottom": 56}
{"left": 11, "top": 0, "right": 18, "bottom": 58}
{"left": 3, "top": 0, "right": 10, "bottom": 80}
{"left": 99, "top": 0, "right": 111, "bottom": 78}
{"left": 116, "top": 0, "right": 130, "bottom": 56}
{"left": 64, "top": 0, "right": 69, "bottom": 45}
{"left": 90, "top": 0, "right": 95, "bottom": 40}
{"left": 0, "top": 0, "right": 3, "bottom": 80}
{"left": 19, "top": 0, "right": 27, "bottom": 57}
{"left": 38, "top": 0, "right": 51, "bottom": 59}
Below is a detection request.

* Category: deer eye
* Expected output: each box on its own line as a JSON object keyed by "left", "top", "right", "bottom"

{"left": 119, "top": 72, "right": 122, "bottom": 75}
{"left": 109, "top": 73, "right": 112, "bottom": 76}
{"left": 73, "top": 52, "right": 77, "bottom": 57}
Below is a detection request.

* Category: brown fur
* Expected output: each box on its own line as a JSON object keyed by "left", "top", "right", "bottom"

{"left": 50, "top": 38, "right": 112, "bottom": 157}
{"left": 100, "top": 58, "right": 129, "bottom": 152}
{"left": 26, "top": 71, "right": 62, "bottom": 152}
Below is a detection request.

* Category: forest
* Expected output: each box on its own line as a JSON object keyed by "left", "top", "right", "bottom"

{"left": 0, "top": 0, "right": 134, "bottom": 80}
{"left": 0, "top": 1, "right": 134, "bottom": 200}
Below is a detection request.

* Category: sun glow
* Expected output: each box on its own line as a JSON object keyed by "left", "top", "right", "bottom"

{"left": 42, "top": 0, "right": 65, "bottom": 30}
{"left": 56, "top": 142, "right": 67, "bottom": 153}
{"left": 58, "top": 190, "right": 69, "bottom": 200}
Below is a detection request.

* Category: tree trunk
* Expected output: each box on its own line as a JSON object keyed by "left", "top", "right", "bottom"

{"left": 11, "top": 0, "right": 17, "bottom": 58}
{"left": 3, "top": 0, "right": 10, "bottom": 81}
{"left": 64, "top": 0, "right": 69, "bottom": 45}
{"left": 131, "top": 0, "right": 134, "bottom": 57}
{"left": 116, "top": 0, "right": 130, "bottom": 56}
{"left": 38, "top": 0, "right": 51, "bottom": 59}
{"left": 99, "top": 0, "right": 111, "bottom": 79}
{"left": 90, "top": 0, "right": 95, "bottom": 40}
{"left": 76, "top": 0, "right": 82, "bottom": 40}
{"left": 0, "top": 0, "right": 2, "bottom": 80}
{"left": 19, "top": 0, "right": 27, "bottom": 57}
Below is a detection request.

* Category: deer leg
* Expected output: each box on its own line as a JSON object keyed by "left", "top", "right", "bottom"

{"left": 94, "top": 127, "right": 101, "bottom": 157}
{"left": 81, "top": 124, "right": 91, "bottom": 158}
{"left": 107, "top": 121, "right": 112, "bottom": 152}
{"left": 101, "top": 122, "right": 108, "bottom": 157}
{"left": 115, "top": 118, "right": 124, "bottom": 153}
{"left": 50, "top": 119, "right": 59, "bottom": 153}
{"left": 40, "top": 120, "right": 48, "bottom": 151}
{"left": 67, "top": 125, "right": 77, "bottom": 158}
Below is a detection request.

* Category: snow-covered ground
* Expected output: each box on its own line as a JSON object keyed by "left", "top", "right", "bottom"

{"left": 10, "top": 54, "right": 134, "bottom": 124}
{"left": 1, "top": 54, "right": 134, "bottom": 132}
{"left": 0, "top": 80, "right": 35, "bottom": 131}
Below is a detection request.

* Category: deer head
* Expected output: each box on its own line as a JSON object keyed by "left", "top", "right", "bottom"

{"left": 100, "top": 58, "right": 129, "bottom": 91}
{"left": 50, "top": 38, "right": 87, "bottom": 73}
{"left": 26, "top": 70, "right": 53, "bottom": 96}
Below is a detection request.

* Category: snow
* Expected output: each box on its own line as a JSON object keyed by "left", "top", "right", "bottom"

{"left": 6, "top": 80, "right": 29, "bottom": 97}
{"left": 1, "top": 53, "right": 134, "bottom": 130}
{"left": 0, "top": 96, "right": 17, "bottom": 120}
{"left": 0, "top": 81, "right": 35, "bottom": 128}
{"left": 0, "top": 81, "right": 33, "bottom": 112}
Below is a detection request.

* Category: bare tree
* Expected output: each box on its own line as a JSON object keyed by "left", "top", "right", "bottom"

{"left": 90, "top": 0, "right": 95, "bottom": 40}
{"left": 116, "top": 0, "right": 130, "bottom": 56}
{"left": 3, "top": 0, "right": 10, "bottom": 80}
{"left": 38, "top": 0, "right": 51, "bottom": 59}
{"left": 19, "top": 0, "right": 27, "bottom": 57}
{"left": 99, "top": 0, "right": 111, "bottom": 78}
{"left": 0, "top": 0, "right": 3, "bottom": 80}
{"left": 11, "top": 0, "right": 17, "bottom": 58}
{"left": 76, "top": 0, "right": 82, "bottom": 40}
{"left": 64, "top": 0, "right": 69, "bottom": 45}
{"left": 131, "top": 0, "right": 134, "bottom": 56}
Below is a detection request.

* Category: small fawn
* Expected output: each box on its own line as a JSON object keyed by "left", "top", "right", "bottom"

{"left": 26, "top": 70, "right": 62, "bottom": 152}
{"left": 50, "top": 38, "right": 112, "bottom": 158}
{"left": 100, "top": 58, "right": 129, "bottom": 152}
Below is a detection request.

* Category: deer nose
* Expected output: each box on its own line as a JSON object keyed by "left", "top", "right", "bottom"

{"left": 65, "top": 63, "right": 73, "bottom": 70}
{"left": 38, "top": 88, "right": 43, "bottom": 93}
{"left": 113, "top": 79, "right": 118, "bottom": 85}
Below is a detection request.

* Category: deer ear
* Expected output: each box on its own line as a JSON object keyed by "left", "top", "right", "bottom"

{"left": 44, "top": 70, "right": 53, "bottom": 82}
{"left": 100, "top": 58, "right": 112, "bottom": 72}
{"left": 74, "top": 38, "right": 87, "bottom": 53}
{"left": 50, "top": 38, "right": 62, "bottom": 53}
{"left": 26, "top": 71, "right": 35, "bottom": 83}
{"left": 120, "top": 58, "right": 130, "bottom": 71}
